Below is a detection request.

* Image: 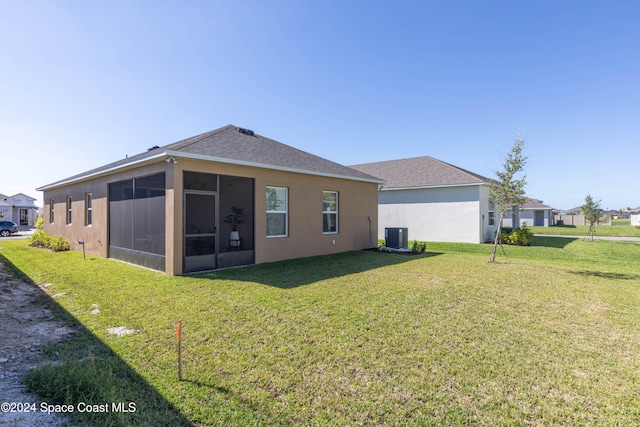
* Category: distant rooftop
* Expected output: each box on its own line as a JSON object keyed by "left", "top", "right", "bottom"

{"left": 522, "top": 198, "right": 554, "bottom": 210}
{"left": 349, "top": 156, "right": 492, "bottom": 189}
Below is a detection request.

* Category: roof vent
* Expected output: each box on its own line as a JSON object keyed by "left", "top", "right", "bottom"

{"left": 148, "top": 145, "right": 160, "bottom": 151}
{"left": 238, "top": 128, "right": 254, "bottom": 136}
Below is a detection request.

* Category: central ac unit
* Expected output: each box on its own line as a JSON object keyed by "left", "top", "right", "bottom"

{"left": 385, "top": 227, "right": 408, "bottom": 249}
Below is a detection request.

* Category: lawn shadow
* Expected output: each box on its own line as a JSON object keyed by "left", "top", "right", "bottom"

{"left": 531, "top": 236, "right": 578, "bottom": 249}
{"left": 197, "top": 249, "right": 443, "bottom": 289}
{"left": 569, "top": 270, "right": 640, "bottom": 281}
{"left": 0, "top": 253, "right": 194, "bottom": 426}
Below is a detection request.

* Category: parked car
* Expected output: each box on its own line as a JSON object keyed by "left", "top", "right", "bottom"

{"left": 0, "top": 220, "right": 19, "bottom": 237}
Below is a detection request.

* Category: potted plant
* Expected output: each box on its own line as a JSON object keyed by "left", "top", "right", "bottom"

{"left": 223, "top": 206, "right": 245, "bottom": 244}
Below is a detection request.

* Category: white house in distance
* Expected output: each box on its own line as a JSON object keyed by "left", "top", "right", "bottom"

{"left": 503, "top": 198, "right": 555, "bottom": 228}
{"left": 350, "top": 156, "right": 498, "bottom": 244}
{"left": 0, "top": 193, "right": 37, "bottom": 227}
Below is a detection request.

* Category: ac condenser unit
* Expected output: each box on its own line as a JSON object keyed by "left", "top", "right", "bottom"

{"left": 385, "top": 227, "right": 408, "bottom": 249}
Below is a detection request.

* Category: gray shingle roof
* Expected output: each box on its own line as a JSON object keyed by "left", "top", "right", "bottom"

{"left": 349, "top": 156, "right": 491, "bottom": 189}
{"left": 522, "top": 198, "right": 554, "bottom": 210}
{"left": 38, "top": 125, "right": 383, "bottom": 190}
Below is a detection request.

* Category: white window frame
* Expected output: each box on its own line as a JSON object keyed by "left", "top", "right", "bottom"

{"left": 85, "top": 193, "right": 93, "bottom": 226}
{"left": 488, "top": 201, "right": 495, "bottom": 226}
{"left": 322, "top": 191, "right": 338, "bottom": 234}
{"left": 49, "top": 198, "right": 55, "bottom": 224}
{"left": 66, "top": 196, "right": 72, "bottom": 225}
{"left": 266, "top": 186, "right": 288, "bottom": 237}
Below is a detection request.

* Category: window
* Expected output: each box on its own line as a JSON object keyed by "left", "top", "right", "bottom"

{"left": 85, "top": 193, "right": 93, "bottom": 226}
{"left": 266, "top": 187, "right": 287, "bottom": 237}
{"left": 49, "top": 198, "right": 54, "bottom": 223}
{"left": 322, "top": 191, "right": 338, "bottom": 233}
{"left": 66, "top": 196, "right": 72, "bottom": 224}
{"left": 488, "top": 201, "right": 495, "bottom": 226}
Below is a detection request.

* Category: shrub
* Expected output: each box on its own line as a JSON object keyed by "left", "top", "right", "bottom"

{"left": 501, "top": 226, "right": 533, "bottom": 246}
{"left": 29, "top": 230, "right": 52, "bottom": 248}
{"left": 29, "top": 230, "right": 69, "bottom": 252}
{"left": 35, "top": 215, "right": 44, "bottom": 231}
{"left": 49, "top": 236, "right": 71, "bottom": 252}
{"left": 411, "top": 240, "right": 427, "bottom": 253}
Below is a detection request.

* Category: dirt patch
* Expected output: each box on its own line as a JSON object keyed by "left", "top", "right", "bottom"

{"left": 0, "top": 261, "right": 76, "bottom": 426}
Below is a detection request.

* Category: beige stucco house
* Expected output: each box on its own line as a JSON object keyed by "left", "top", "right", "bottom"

{"left": 37, "top": 125, "right": 383, "bottom": 275}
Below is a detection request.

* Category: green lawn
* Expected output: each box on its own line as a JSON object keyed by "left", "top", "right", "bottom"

{"left": 1, "top": 238, "right": 639, "bottom": 426}
{"left": 612, "top": 219, "right": 631, "bottom": 226}
{"left": 529, "top": 224, "right": 640, "bottom": 237}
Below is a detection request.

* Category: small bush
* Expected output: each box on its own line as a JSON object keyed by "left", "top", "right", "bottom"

{"left": 29, "top": 230, "right": 52, "bottom": 248}
{"left": 35, "top": 215, "right": 44, "bottom": 231}
{"left": 412, "top": 240, "right": 427, "bottom": 253}
{"left": 501, "top": 226, "right": 533, "bottom": 246}
{"left": 49, "top": 236, "right": 71, "bottom": 252}
{"left": 29, "top": 230, "right": 69, "bottom": 252}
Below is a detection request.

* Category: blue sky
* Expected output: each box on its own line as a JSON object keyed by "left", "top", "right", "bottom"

{"left": 2, "top": 1, "right": 639, "bottom": 211}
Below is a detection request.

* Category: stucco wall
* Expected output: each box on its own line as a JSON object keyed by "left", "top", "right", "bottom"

{"left": 42, "top": 162, "right": 168, "bottom": 262}
{"left": 42, "top": 158, "right": 378, "bottom": 275}
{"left": 378, "top": 185, "right": 490, "bottom": 244}
{"left": 174, "top": 159, "right": 379, "bottom": 270}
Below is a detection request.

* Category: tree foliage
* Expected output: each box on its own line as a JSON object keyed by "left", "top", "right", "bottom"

{"left": 489, "top": 136, "right": 528, "bottom": 262}
{"left": 582, "top": 194, "right": 602, "bottom": 241}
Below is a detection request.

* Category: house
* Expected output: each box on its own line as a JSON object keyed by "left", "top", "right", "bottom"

{"left": 0, "top": 193, "right": 38, "bottom": 227}
{"left": 37, "top": 125, "right": 383, "bottom": 275}
{"left": 349, "top": 156, "right": 498, "bottom": 244}
{"left": 503, "top": 198, "right": 555, "bottom": 228}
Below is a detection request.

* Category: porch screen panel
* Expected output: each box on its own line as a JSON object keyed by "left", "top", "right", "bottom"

{"left": 109, "top": 173, "right": 166, "bottom": 270}
{"left": 133, "top": 174, "right": 166, "bottom": 255}
{"left": 109, "top": 179, "right": 135, "bottom": 250}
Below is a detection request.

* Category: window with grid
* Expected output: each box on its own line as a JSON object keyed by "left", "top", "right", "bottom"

{"left": 85, "top": 193, "right": 93, "bottom": 226}
{"left": 66, "top": 196, "right": 72, "bottom": 224}
{"left": 266, "top": 186, "right": 288, "bottom": 237}
{"left": 323, "top": 191, "right": 338, "bottom": 233}
{"left": 49, "top": 198, "right": 54, "bottom": 224}
{"left": 488, "top": 201, "right": 495, "bottom": 226}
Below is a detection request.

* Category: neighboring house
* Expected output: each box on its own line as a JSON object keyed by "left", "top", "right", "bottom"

{"left": 565, "top": 206, "right": 583, "bottom": 215}
{"left": 37, "top": 125, "right": 383, "bottom": 275}
{"left": 350, "top": 156, "right": 498, "bottom": 244}
{"left": 503, "top": 198, "right": 555, "bottom": 228}
{"left": 0, "top": 193, "right": 37, "bottom": 227}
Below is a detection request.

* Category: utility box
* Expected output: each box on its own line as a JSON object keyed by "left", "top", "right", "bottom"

{"left": 385, "top": 227, "right": 408, "bottom": 249}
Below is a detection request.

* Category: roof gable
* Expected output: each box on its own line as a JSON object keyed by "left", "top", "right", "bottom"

{"left": 349, "top": 156, "right": 491, "bottom": 189}
{"left": 9, "top": 193, "right": 36, "bottom": 201}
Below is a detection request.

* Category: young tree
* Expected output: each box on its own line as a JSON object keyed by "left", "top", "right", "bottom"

{"left": 582, "top": 194, "right": 602, "bottom": 241}
{"left": 488, "top": 136, "right": 528, "bottom": 262}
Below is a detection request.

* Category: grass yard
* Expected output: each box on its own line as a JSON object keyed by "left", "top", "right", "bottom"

{"left": 612, "top": 219, "right": 631, "bottom": 226}
{"left": 1, "top": 238, "right": 639, "bottom": 426}
{"left": 529, "top": 224, "right": 640, "bottom": 237}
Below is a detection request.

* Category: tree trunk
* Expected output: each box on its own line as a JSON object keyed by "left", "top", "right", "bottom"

{"left": 489, "top": 213, "right": 505, "bottom": 262}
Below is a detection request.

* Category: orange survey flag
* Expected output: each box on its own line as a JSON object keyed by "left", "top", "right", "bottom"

{"left": 177, "top": 320, "right": 182, "bottom": 341}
